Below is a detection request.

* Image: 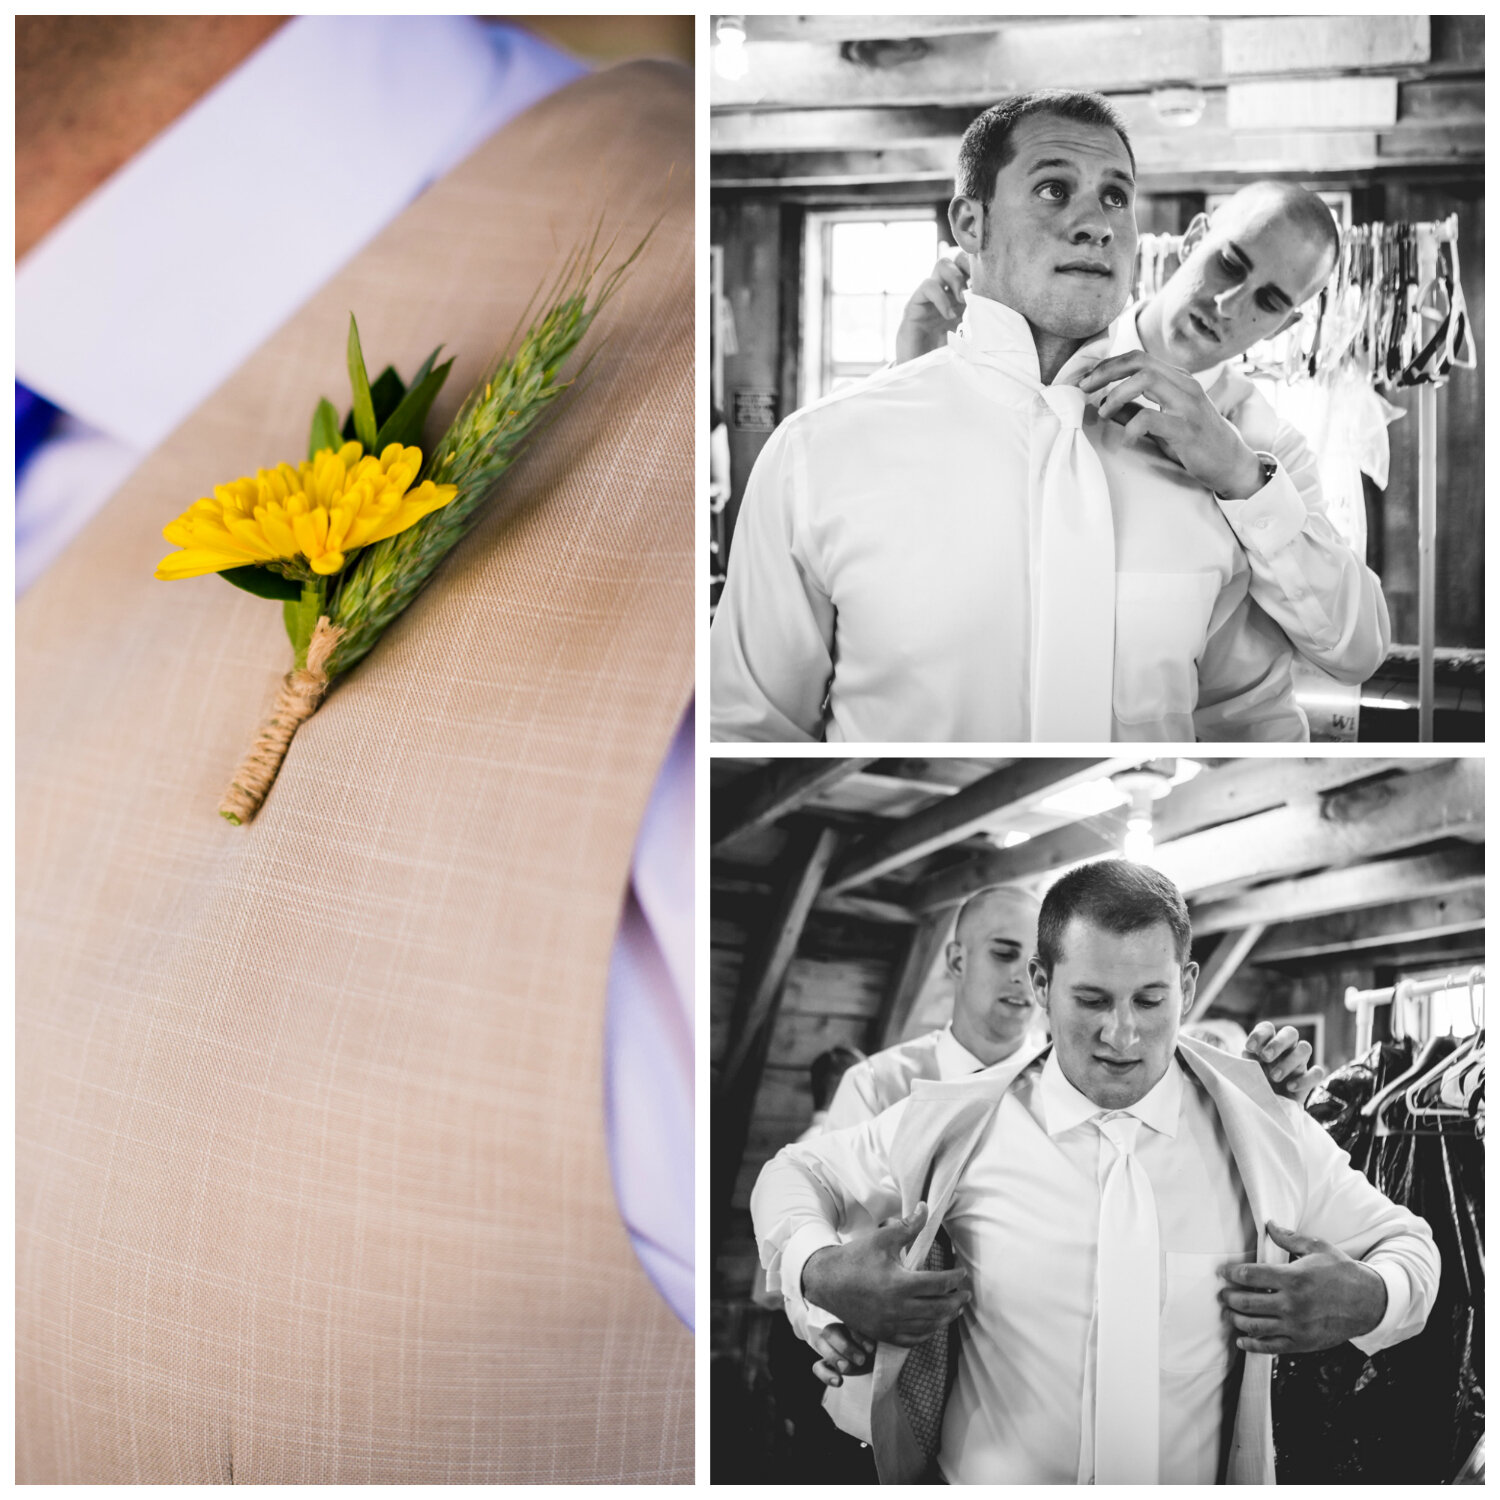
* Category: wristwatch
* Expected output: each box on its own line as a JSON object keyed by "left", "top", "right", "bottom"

{"left": 1218, "top": 450, "right": 1277, "bottom": 501}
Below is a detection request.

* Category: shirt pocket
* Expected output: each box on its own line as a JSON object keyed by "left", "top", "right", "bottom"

{"left": 1160, "top": 1250, "right": 1250, "bottom": 1374}
{"left": 1113, "top": 570, "right": 1221, "bottom": 726}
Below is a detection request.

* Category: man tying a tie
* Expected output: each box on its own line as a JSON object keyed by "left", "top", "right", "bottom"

{"left": 712, "top": 90, "right": 1318, "bottom": 742}
{"left": 751, "top": 860, "right": 1438, "bottom": 1483}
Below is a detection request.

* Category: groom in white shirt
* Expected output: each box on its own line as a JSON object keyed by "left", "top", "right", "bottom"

{"left": 752, "top": 859, "right": 1438, "bottom": 1483}
{"left": 712, "top": 90, "right": 1326, "bottom": 743}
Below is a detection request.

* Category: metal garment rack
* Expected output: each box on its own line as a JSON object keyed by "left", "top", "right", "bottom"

{"left": 1414, "top": 213, "right": 1459, "bottom": 742}
{"left": 1344, "top": 964, "right": 1484, "bottom": 1056}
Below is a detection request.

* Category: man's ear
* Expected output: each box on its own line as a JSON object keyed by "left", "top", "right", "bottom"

{"left": 1028, "top": 955, "right": 1050, "bottom": 1014}
{"left": 1180, "top": 211, "right": 1211, "bottom": 259}
{"left": 1179, "top": 960, "right": 1200, "bottom": 1017}
{"left": 945, "top": 939, "right": 964, "bottom": 979}
{"left": 949, "top": 195, "right": 986, "bottom": 256}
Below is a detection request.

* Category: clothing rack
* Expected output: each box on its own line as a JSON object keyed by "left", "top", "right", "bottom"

{"left": 1344, "top": 964, "right": 1484, "bottom": 1056}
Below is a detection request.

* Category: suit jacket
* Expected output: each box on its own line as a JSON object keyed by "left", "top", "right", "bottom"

{"left": 17, "top": 62, "right": 692, "bottom": 1483}
{"left": 868, "top": 1036, "right": 1436, "bottom": 1484}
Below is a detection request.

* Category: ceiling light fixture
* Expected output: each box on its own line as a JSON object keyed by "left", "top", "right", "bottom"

{"left": 714, "top": 15, "right": 748, "bottom": 81}
{"left": 1150, "top": 83, "right": 1207, "bottom": 128}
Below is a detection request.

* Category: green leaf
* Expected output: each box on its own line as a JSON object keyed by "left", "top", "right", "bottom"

{"left": 219, "top": 564, "right": 303, "bottom": 601}
{"left": 282, "top": 580, "right": 326, "bottom": 668}
{"left": 308, "top": 398, "right": 341, "bottom": 460}
{"left": 375, "top": 356, "right": 455, "bottom": 451}
{"left": 346, "top": 315, "right": 379, "bottom": 451}
{"left": 340, "top": 367, "right": 405, "bottom": 442}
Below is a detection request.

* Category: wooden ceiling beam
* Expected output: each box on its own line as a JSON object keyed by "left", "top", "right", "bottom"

{"left": 1251, "top": 887, "right": 1486, "bottom": 964}
{"left": 911, "top": 759, "right": 1433, "bottom": 913}
{"left": 1153, "top": 758, "right": 1483, "bottom": 899}
{"left": 1192, "top": 845, "right": 1484, "bottom": 935}
{"left": 712, "top": 758, "right": 875, "bottom": 850}
{"left": 714, "top": 17, "right": 1428, "bottom": 110}
{"left": 824, "top": 757, "right": 1133, "bottom": 895}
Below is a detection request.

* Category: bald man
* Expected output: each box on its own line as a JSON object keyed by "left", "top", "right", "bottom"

{"left": 899, "top": 180, "right": 1390, "bottom": 687}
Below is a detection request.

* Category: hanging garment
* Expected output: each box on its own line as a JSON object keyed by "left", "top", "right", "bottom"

{"left": 1273, "top": 1041, "right": 1484, "bottom": 1483}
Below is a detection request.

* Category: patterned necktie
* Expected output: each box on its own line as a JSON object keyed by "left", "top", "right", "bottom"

{"left": 895, "top": 1224, "right": 961, "bottom": 1471}
{"left": 1094, "top": 1113, "right": 1160, "bottom": 1482}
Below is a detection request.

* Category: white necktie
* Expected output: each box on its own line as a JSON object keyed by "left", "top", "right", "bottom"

{"left": 949, "top": 301, "right": 1117, "bottom": 741}
{"left": 1094, "top": 1112, "right": 1160, "bottom": 1483}
{"left": 1031, "top": 383, "right": 1116, "bottom": 741}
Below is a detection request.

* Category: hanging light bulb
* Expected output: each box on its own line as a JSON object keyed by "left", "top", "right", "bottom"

{"left": 1111, "top": 762, "right": 1175, "bottom": 865}
{"left": 714, "top": 15, "right": 749, "bottom": 81}
{"left": 1122, "top": 813, "right": 1155, "bottom": 863}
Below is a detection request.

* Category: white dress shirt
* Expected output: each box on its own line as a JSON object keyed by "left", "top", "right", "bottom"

{"left": 16, "top": 16, "right": 693, "bottom": 1329}
{"left": 825, "top": 1023, "right": 992, "bottom": 1131}
{"left": 755, "top": 1050, "right": 1433, "bottom": 1483}
{"left": 711, "top": 295, "right": 1308, "bottom": 744}
{"left": 1110, "top": 311, "right": 1390, "bottom": 685}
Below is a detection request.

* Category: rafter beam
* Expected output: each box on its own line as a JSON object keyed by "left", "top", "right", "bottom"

{"left": 1154, "top": 759, "right": 1483, "bottom": 899}
{"left": 912, "top": 758, "right": 1450, "bottom": 913}
{"left": 1192, "top": 845, "right": 1484, "bottom": 935}
{"left": 712, "top": 758, "right": 874, "bottom": 850}
{"left": 714, "top": 17, "right": 1429, "bottom": 110}
{"left": 1251, "top": 889, "right": 1485, "bottom": 964}
{"left": 825, "top": 757, "right": 1130, "bottom": 895}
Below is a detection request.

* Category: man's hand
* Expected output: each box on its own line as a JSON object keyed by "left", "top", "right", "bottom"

{"left": 1077, "top": 350, "right": 1266, "bottom": 498}
{"left": 800, "top": 1203, "right": 971, "bottom": 1347}
{"left": 808, "top": 1323, "right": 875, "bottom": 1388}
{"left": 1242, "top": 1022, "right": 1325, "bottom": 1103}
{"left": 894, "top": 251, "right": 970, "bottom": 365}
{"left": 1219, "top": 1221, "right": 1389, "bottom": 1354}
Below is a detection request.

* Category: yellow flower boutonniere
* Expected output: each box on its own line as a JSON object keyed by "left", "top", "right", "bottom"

{"left": 158, "top": 229, "right": 648, "bottom": 825}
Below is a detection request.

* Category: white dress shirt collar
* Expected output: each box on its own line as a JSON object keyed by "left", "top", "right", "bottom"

{"left": 16, "top": 16, "right": 583, "bottom": 450}
{"left": 1039, "top": 1049, "right": 1184, "bottom": 1141}
{"left": 935, "top": 1023, "right": 988, "bottom": 1079}
{"left": 951, "top": 290, "right": 1116, "bottom": 387}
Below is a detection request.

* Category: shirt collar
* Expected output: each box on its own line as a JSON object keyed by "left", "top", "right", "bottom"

{"left": 1039, "top": 1050, "right": 1184, "bottom": 1140}
{"left": 15, "top": 17, "right": 583, "bottom": 450}
{"left": 952, "top": 290, "right": 1117, "bottom": 388}
{"left": 936, "top": 1022, "right": 988, "bottom": 1079}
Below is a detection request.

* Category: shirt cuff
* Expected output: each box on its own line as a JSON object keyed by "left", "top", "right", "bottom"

{"left": 1349, "top": 1258, "right": 1413, "bottom": 1355}
{"left": 781, "top": 1221, "right": 844, "bottom": 1313}
{"left": 1216, "top": 458, "right": 1308, "bottom": 558}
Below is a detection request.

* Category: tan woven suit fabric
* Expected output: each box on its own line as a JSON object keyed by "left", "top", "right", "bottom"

{"left": 17, "top": 62, "right": 694, "bottom": 1484}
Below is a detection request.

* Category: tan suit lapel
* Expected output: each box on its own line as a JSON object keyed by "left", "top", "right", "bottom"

{"left": 17, "top": 62, "right": 692, "bottom": 1484}
{"left": 1176, "top": 1036, "right": 1308, "bottom": 1483}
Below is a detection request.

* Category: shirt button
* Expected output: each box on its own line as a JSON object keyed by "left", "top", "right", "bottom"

{"left": 1254, "top": 518, "right": 1271, "bottom": 530}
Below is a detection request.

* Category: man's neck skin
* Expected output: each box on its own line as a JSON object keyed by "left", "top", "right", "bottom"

{"left": 17, "top": 16, "right": 285, "bottom": 259}
{"left": 951, "top": 1015, "right": 1028, "bottom": 1068}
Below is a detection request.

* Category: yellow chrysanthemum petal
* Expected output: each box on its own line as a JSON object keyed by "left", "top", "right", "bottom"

{"left": 155, "top": 548, "right": 255, "bottom": 580}
{"left": 156, "top": 436, "right": 442, "bottom": 581}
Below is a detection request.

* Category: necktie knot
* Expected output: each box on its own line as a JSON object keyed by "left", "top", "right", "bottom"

{"left": 1038, "top": 382, "right": 1087, "bottom": 431}
{"left": 1095, "top": 1112, "right": 1141, "bottom": 1155}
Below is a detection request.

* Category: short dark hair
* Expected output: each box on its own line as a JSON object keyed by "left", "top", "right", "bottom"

{"left": 1035, "top": 859, "right": 1191, "bottom": 978}
{"left": 810, "top": 1045, "right": 864, "bottom": 1112}
{"left": 956, "top": 89, "right": 1136, "bottom": 206}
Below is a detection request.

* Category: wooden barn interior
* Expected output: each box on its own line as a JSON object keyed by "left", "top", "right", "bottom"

{"left": 710, "top": 15, "right": 1485, "bottom": 739}
{"left": 710, "top": 754, "right": 1484, "bottom": 1473}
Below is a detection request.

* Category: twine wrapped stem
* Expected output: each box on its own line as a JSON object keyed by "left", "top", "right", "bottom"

{"left": 219, "top": 617, "right": 344, "bottom": 825}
